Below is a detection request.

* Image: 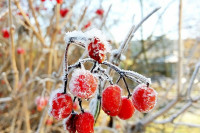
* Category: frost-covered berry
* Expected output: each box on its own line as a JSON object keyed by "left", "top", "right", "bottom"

{"left": 60, "top": 8, "right": 69, "bottom": 17}
{"left": 35, "top": 96, "right": 49, "bottom": 111}
{"left": 88, "top": 37, "right": 107, "bottom": 63}
{"left": 102, "top": 85, "right": 122, "bottom": 116}
{"left": 2, "top": 29, "right": 9, "bottom": 38}
{"left": 63, "top": 112, "right": 78, "bottom": 133}
{"left": 75, "top": 112, "right": 94, "bottom": 133}
{"left": 95, "top": 9, "right": 104, "bottom": 16}
{"left": 69, "top": 68, "right": 98, "bottom": 99}
{"left": 50, "top": 93, "right": 73, "bottom": 120}
{"left": 17, "top": 48, "right": 25, "bottom": 54}
{"left": 132, "top": 84, "right": 157, "bottom": 113}
{"left": 117, "top": 96, "right": 135, "bottom": 120}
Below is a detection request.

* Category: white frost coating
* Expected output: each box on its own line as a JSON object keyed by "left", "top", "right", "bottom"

{"left": 132, "top": 84, "right": 158, "bottom": 113}
{"left": 64, "top": 30, "right": 87, "bottom": 44}
{"left": 85, "top": 28, "right": 112, "bottom": 53}
{"left": 69, "top": 68, "right": 98, "bottom": 98}
{"left": 48, "top": 88, "right": 63, "bottom": 116}
{"left": 89, "top": 97, "right": 98, "bottom": 116}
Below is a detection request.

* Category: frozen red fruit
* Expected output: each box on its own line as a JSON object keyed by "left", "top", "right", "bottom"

{"left": 88, "top": 37, "right": 106, "bottom": 63}
{"left": 117, "top": 96, "right": 135, "bottom": 120}
{"left": 2, "top": 29, "right": 9, "bottom": 38}
{"left": 69, "top": 68, "right": 98, "bottom": 99}
{"left": 102, "top": 85, "right": 122, "bottom": 116}
{"left": 50, "top": 93, "right": 73, "bottom": 120}
{"left": 17, "top": 48, "right": 25, "bottom": 54}
{"left": 41, "top": 0, "right": 45, "bottom": 2}
{"left": 64, "top": 112, "right": 78, "bottom": 133}
{"left": 35, "top": 96, "right": 49, "bottom": 111}
{"left": 83, "top": 21, "right": 91, "bottom": 29}
{"left": 95, "top": 9, "right": 104, "bottom": 16}
{"left": 132, "top": 84, "right": 157, "bottom": 113}
{"left": 46, "top": 118, "right": 53, "bottom": 126}
{"left": 1, "top": 80, "right": 6, "bottom": 85}
{"left": 60, "top": 8, "right": 69, "bottom": 17}
{"left": 75, "top": 112, "right": 94, "bottom": 133}
{"left": 56, "top": 0, "right": 63, "bottom": 4}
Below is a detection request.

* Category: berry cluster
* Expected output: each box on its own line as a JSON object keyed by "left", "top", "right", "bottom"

{"left": 48, "top": 30, "right": 157, "bottom": 133}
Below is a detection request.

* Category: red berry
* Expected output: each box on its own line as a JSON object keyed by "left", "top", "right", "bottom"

{"left": 46, "top": 118, "right": 53, "bottom": 126}
{"left": 1, "top": 80, "right": 6, "bottom": 85}
{"left": 75, "top": 112, "right": 94, "bottom": 133}
{"left": 102, "top": 85, "right": 122, "bottom": 116}
{"left": 95, "top": 9, "right": 104, "bottom": 16}
{"left": 64, "top": 112, "right": 78, "bottom": 133}
{"left": 132, "top": 84, "right": 157, "bottom": 113}
{"left": 69, "top": 68, "right": 98, "bottom": 99}
{"left": 56, "top": 0, "right": 63, "bottom": 4}
{"left": 117, "top": 96, "right": 135, "bottom": 120}
{"left": 60, "top": 8, "right": 69, "bottom": 17}
{"left": 83, "top": 21, "right": 91, "bottom": 29}
{"left": 41, "top": 0, "right": 45, "bottom": 2}
{"left": 17, "top": 48, "right": 25, "bottom": 54}
{"left": 88, "top": 37, "right": 106, "bottom": 63}
{"left": 35, "top": 96, "right": 49, "bottom": 111}
{"left": 2, "top": 29, "right": 9, "bottom": 38}
{"left": 50, "top": 93, "right": 73, "bottom": 120}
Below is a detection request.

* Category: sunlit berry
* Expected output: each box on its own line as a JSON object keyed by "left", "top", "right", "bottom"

{"left": 2, "top": 29, "right": 9, "bottom": 38}
{"left": 50, "top": 93, "right": 73, "bottom": 120}
{"left": 95, "top": 9, "right": 104, "bottom": 16}
{"left": 75, "top": 112, "right": 94, "bottom": 133}
{"left": 64, "top": 112, "right": 78, "bottom": 133}
{"left": 102, "top": 85, "right": 122, "bottom": 116}
{"left": 17, "top": 48, "right": 25, "bottom": 55}
{"left": 56, "top": 0, "right": 63, "bottom": 4}
{"left": 117, "top": 96, "right": 135, "bottom": 120}
{"left": 69, "top": 68, "right": 98, "bottom": 99}
{"left": 60, "top": 8, "right": 69, "bottom": 17}
{"left": 132, "top": 84, "right": 157, "bottom": 113}
{"left": 88, "top": 37, "right": 106, "bottom": 63}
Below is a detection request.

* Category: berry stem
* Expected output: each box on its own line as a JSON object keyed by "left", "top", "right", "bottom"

{"left": 91, "top": 61, "right": 97, "bottom": 73}
{"left": 73, "top": 96, "right": 76, "bottom": 102}
{"left": 78, "top": 98, "right": 84, "bottom": 113}
{"left": 98, "top": 67, "right": 113, "bottom": 85}
{"left": 63, "top": 73, "right": 68, "bottom": 94}
{"left": 116, "top": 76, "right": 122, "bottom": 84}
{"left": 122, "top": 77, "right": 132, "bottom": 98}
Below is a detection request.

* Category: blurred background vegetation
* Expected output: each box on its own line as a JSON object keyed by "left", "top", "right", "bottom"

{"left": 0, "top": 0, "right": 200, "bottom": 133}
